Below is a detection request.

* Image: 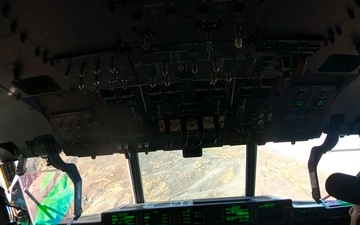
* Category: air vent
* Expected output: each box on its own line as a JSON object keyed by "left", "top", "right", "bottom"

{"left": 12, "top": 75, "right": 62, "bottom": 95}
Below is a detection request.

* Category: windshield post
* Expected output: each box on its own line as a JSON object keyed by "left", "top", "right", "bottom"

{"left": 127, "top": 148, "right": 145, "bottom": 203}
{"left": 245, "top": 143, "right": 257, "bottom": 197}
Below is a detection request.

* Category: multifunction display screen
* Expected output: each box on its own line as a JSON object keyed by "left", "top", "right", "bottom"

{"left": 143, "top": 210, "right": 169, "bottom": 225}
{"left": 225, "top": 205, "right": 250, "bottom": 224}
{"left": 109, "top": 212, "right": 136, "bottom": 225}
{"left": 176, "top": 208, "right": 203, "bottom": 224}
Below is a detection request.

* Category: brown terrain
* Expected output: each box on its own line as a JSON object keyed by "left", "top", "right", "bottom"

{"left": 20, "top": 145, "right": 332, "bottom": 218}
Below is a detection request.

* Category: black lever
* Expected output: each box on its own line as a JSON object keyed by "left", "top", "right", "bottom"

{"left": 164, "top": 119, "right": 173, "bottom": 147}
{"left": 197, "top": 117, "right": 204, "bottom": 143}
{"left": 181, "top": 119, "right": 188, "bottom": 146}
{"left": 213, "top": 115, "right": 221, "bottom": 144}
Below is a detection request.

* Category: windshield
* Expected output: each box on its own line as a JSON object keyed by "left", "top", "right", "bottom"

{"left": 139, "top": 146, "right": 246, "bottom": 201}
{"left": 256, "top": 134, "right": 360, "bottom": 200}
{"left": 18, "top": 154, "right": 133, "bottom": 224}
{"left": 3, "top": 134, "right": 360, "bottom": 224}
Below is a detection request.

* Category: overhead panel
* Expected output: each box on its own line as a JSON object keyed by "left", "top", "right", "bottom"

{"left": 0, "top": 0, "right": 356, "bottom": 157}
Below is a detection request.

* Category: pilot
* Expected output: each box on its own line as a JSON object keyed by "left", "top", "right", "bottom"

{"left": 349, "top": 205, "right": 360, "bottom": 225}
{"left": 326, "top": 173, "right": 360, "bottom": 225}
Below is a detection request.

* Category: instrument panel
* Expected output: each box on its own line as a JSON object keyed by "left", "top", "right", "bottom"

{"left": 102, "top": 197, "right": 292, "bottom": 225}
{"left": 98, "top": 197, "right": 350, "bottom": 225}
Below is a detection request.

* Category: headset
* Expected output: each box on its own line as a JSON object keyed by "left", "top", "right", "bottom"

{"left": 326, "top": 172, "right": 360, "bottom": 225}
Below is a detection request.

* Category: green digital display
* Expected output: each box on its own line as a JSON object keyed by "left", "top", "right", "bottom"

{"left": 176, "top": 208, "right": 203, "bottom": 225}
{"left": 295, "top": 99, "right": 303, "bottom": 107}
{"left": 166, "top": 92, "right": 183, "bottom": 104}
{"left": 251, "top": 115, "right": 258, "bottom": 121}
{"left": 149, "top": 94, "right": 166, "bottom": 105}
{"left": 257, "top": 202, "right": 282, "bottom": 222}
{"left": 143, "top": 210, "right": 169, "bottom": 225}
{"left": 225, "top": 206, "right": 250, "bottom": 224}
{"left": 211, "top": 89, "right": 227, "bottom": 100}
{"left": 110, "top": 212, "right": 136, "bottom": 225}
{"left": 121, "top": 96, "right": 139, "bottom": 107}
{"left": 239, "top": 89, "right": 253, "bottom": 98}
{"left": 258, "top": 203, "right": 276, "bottom": 209}
{"left": 317, "top": 99, "right": 325, "bottom": 106}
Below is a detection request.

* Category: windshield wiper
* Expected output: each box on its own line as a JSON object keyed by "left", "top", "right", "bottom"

{"left": 0, "top": 132, "right": 83, "bottom": 224}
{"left": 25, "top": 135, "right": 83, "bottom": 222}
{"left": 308, "top": 115, "right": 342, "bottom": 203}
{"left": 46, "top": 146, "right": 82, "bottom": 220}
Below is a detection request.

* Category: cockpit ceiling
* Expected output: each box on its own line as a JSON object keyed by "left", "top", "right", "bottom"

{"left": 0, "top": 0, "right": 360, "bottom": 157}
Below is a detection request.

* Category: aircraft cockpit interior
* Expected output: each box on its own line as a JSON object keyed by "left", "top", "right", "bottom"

{"left": 1, "top": 0, "right": 360, "bottom": 224}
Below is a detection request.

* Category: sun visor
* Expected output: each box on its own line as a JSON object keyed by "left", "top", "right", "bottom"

{"left": 319, "top": 54, "right": 360, "bottom": 73}
{"left": 12, "top": 75, "right": 61, "bottom": 95}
